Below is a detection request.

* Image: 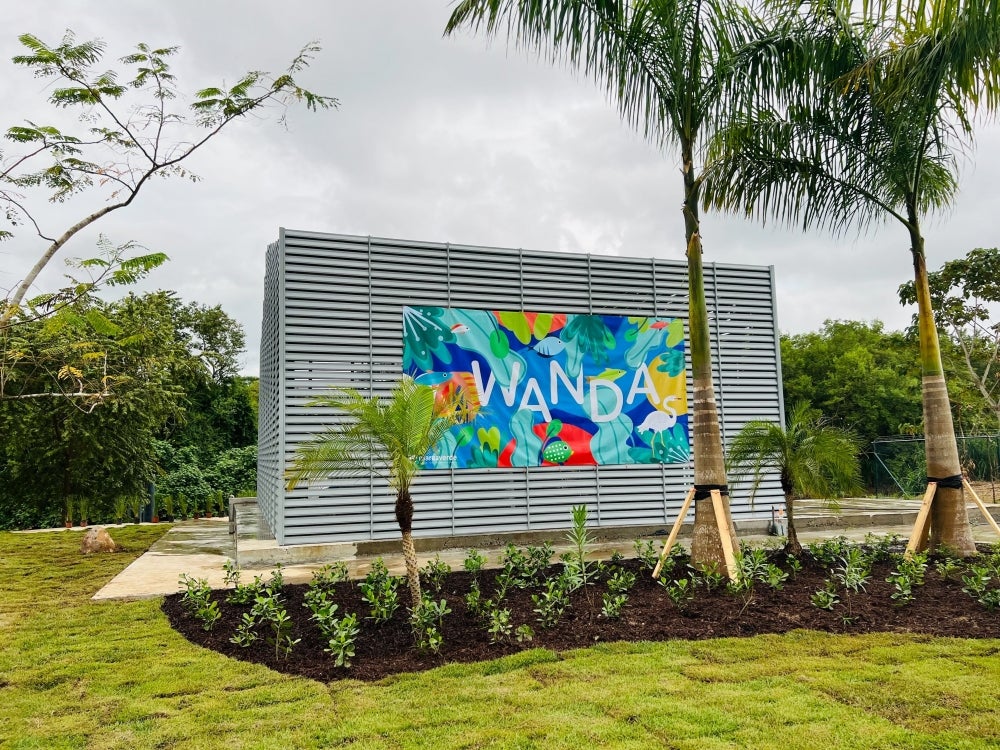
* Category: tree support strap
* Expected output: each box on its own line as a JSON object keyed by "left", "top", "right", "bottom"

{"left": 908, "top": 475, "right": 1000, "bottom": 556}
{"left": 926, "top": 474, "right": 963, "bottom": 489}
{"left": 693, "top": 484, "right": 729, "bottom": 500}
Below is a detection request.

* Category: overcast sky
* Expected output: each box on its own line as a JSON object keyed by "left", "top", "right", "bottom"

{"left": 2, "top": 2, "right": 998, "bottom": 375}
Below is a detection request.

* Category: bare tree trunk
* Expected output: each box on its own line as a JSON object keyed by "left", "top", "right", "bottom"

{"left": 400, "top": 530, "right": 421, "bottom": 609}
{"left": 784, "top": 494, "right": 801, "bottom": 555}
{"left": 684, "top": 201, "right": 738, "bottom": 569}
{"left": 395, "top": 489, "right": 422, "bottom": 608}
{"left": 911, "top": 235, "right": 976, "bottom": 556}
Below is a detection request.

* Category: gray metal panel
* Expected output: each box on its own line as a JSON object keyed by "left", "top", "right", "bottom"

{"left": 260, "top": 230, "right": 785, "bottom": 544}
{"left": 257, "top": 238, "right": 284, "bottom": 541}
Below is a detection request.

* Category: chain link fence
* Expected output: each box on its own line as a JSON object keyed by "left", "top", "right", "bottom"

{"left": 867, "top": 434, "right": 1000, "bottom": 500}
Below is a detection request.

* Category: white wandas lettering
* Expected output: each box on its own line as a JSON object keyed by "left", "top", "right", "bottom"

{"left": 625, "top": 363, "right": 660, "bottom": 405}
{"left": 471, "top": 359, "right": 666, "bottom": 423}
{"left": 550, "top": 361, "right": 584, "bottom": 404}
{"left": 519, "top": 379, "right": 552, "bottom": 422}
{"left": 471, "top": 360, "right": 520, "bottom": 407}
{"left": 589, "top": 379, "right": 623, "bottom": 423}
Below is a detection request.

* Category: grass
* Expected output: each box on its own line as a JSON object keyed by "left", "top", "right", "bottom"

{"left": 1, "top": 531, "right": 999, "bottom": 749}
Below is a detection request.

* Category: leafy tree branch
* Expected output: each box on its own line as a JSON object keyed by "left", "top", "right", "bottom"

{"left": 1, "top": 31, "right": 336, "bottom": 329}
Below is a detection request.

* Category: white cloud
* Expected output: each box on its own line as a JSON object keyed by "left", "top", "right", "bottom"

{"left": 2, "top": 1, "right": 998, "bottom": 376}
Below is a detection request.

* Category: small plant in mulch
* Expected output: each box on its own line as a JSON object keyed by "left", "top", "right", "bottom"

{"left": 359, "top": 558, "right": 401, "bottom": 623}
{"left": 962, "top": 563, "right": 1000, "bottom": 611}
{"left": 411, "top": 594, "right": 450, "bottom": 654}
{"left": 886, "top": 552, "right": 928, "bottom": 607}
{"left": 178, "top": 574, "right": 220, "bottom": 631}
{"left": 532, "top": 576, "right": 572, "bottom": 628}
{"left": 463, "top": 549, "right": 487, "bottom": 577}
{"left": 633, "top": 539, "right": 660, "bottom": 571}
{"left": 312, "top": 562, "right": 350, "bottom": 589}
{"left": 419, "top": 555, "right": 452, "bottom": 594}
{"left": 502, "top": 542, "right": 553, "bottom": 589}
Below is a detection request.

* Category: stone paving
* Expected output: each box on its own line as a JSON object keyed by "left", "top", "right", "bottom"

{"left": 88, "top": 496, "right": 1000, "bottom": 601}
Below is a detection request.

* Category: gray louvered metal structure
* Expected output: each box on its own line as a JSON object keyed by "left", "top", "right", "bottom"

{"left": 258, "top": 229, "right": 785, "bottom": 545}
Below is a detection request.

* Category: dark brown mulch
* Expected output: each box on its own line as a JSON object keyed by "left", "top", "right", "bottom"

{"left": 162, "top": 549, "right": 1000, "bottom": 683}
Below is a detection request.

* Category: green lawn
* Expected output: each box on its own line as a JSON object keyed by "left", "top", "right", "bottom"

{"left": 1, "top": 529, "right": 999, "bottom": 749}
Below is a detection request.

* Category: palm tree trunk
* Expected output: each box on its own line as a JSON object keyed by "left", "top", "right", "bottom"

{"left": 910, "top": 232, "right": 976, "bottom": 556}
{"left": 395, "top": 489, "right": 423, "bottom": 608}
{"left": 683, "top": 161, "right": 738, "bottom": 569}
{"left": 784, "top": 494, "right": 801, "bottom": 555}
{"left": 400, "top": 530, "right": 421, "bottom": 609}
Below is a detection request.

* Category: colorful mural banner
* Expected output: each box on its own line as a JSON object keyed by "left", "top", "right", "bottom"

{"left": 402, "top": 306, "right": 689, "bottom": 469}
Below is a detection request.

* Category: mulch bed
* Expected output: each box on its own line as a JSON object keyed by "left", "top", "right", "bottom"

{"left": 162, "top": 547, "right": 1000, "bottom": 683}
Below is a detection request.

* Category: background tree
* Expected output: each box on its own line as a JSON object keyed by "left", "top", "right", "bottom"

{"left": 158, "top": 298, "right": 256, "bottom": 460}
{"left": 900, "top": 248, "right": 1000, "bottom": 432}
{"left": 179, "top": 302, "right": 247, "bottom": 384}
{"left": 446, "top": 0, "right": 762, "bottom": 569}
{"left": 0, "top": 286, "right": 257, "bottom": 529}
{"left": 0, "top": 31, "right": 335, "bottom": 330}
{"left": 0, "top": 291, "right": 194, "bottom": 527}
{"left": 286, "top": 378, "right": 463, "bottom": 608}
{"left": 702, "top": 0, "right": 998, "bottom": 554}
{"left": 781, "top": 321, "right": 923, "bottom": 445}
{"left": 727, "top": 401, "right": 863, "bottom": 553}
{"left": 782, "top": 320, "right": 989, "bottom": 443}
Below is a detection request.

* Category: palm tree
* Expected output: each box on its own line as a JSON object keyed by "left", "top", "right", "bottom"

{"left": 446, "top": 0, "right": 758, "bottom": 570}
{"left": 286, "top": 377, "right": 461, "bottom": 608}
{"left": 703, "top": 0, "right": 1000, "bottom": 555}
{"left": 727, "top": 401, "right": 862, "bottom": 553}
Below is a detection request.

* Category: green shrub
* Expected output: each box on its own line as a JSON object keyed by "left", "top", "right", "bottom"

{"left": 205, "top": 445, "right": 257, "bottom": 497}
{"left": 158, "top": 463, "right": 213, "bottom": 511}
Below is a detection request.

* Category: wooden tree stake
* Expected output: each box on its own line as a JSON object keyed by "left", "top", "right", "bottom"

{"left": 905, "top": 482, "right": 937, "bottom": 558}
{"left": 963, "top": 478, "right": 1000, "bottom": 539}
{"left": 652, "top": 487, "right": 696, "bottom": 579}
{"left": 711, "top": 489, "right": 738, "bottom": 581}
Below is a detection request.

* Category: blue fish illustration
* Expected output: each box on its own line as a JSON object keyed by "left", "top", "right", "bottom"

{"left": 414, "top": 371, "right": 452, "bottom": 386}
{"left": 532, "top": 336, "right": 566, "bottom": 358}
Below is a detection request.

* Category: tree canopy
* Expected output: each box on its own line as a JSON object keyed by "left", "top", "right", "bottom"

{"left": 0, "top": 289, "right": 255, "bottom": 529}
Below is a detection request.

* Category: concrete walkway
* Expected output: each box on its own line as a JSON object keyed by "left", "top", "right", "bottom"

{"left": 91, "top": 497, "right": 1000, "bottom": 602}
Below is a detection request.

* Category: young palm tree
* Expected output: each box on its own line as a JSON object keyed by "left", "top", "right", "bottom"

{"left": 285, "top": 377, "right": 460, "bottom": 608}
{"left": 727, "top": 401, "right": 862, "bottom": 553}
{"left": 703, "top": 0, "right": 1000, "bottom": 554}
{"left": 446, "top": 0, "right": 759, "bottom": 570}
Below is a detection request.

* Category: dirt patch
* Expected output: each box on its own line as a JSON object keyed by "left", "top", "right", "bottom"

{"left": 163, "top": 546, "right": 1000, "bottom": 683}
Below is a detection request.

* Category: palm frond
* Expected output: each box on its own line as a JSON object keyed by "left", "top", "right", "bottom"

{"left": 446, "top": 0, "right": 748, "bottom": 152}
{"left": 727, "top": 401, "right": 862, "bottom": 503}
{"left": 285, "top": 377, "right": 463, "bottom": 494}
{"left": 704, "top": 0, "right": 965, "bottom": 236}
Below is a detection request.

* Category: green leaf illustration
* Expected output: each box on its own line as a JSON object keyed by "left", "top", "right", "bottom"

{"left": 562, "top": 315, "right": 615, "bottom": 365}
{"left": 489, "top": 329, "right": 510, "bottom": 358}
{"left": 402, "top": 306, "right": 453, "bottom": 371}
{"left": 665, "top": 319, "right": 684, "bottom": 347}
{"left": 656, "top": 348, "right": 686, "bottom": 377}
{"left": 477, "top": 426, "right": 501, "bottom": 453}
{"left": 533, "top": 313, "right": 554, "bottom": 340}
{"left": 510, "top": 411, "right": 544, "bottom": 467}
{"left": 498, "top": 311, "right": 532, "bottom": 345}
